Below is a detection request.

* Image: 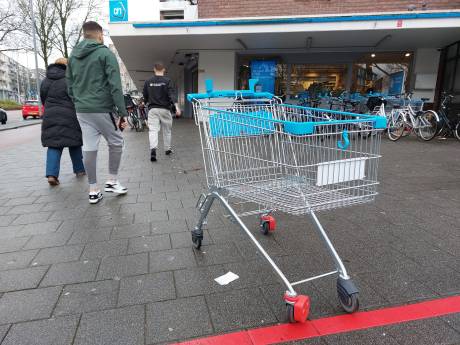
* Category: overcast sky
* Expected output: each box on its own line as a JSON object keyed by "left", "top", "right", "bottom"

{"left": 4, "top": 0, "right": 110, "bottom": 70}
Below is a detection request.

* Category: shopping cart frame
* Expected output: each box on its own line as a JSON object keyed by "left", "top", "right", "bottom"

{"left": 187, "top": 80, "right": 386, "bottom": 323}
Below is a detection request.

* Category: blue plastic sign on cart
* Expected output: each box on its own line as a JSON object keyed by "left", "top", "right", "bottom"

{"left": 109, "top": 0, "right": 128, "bottom": 22}
{"left": 250, "top": 60, "right": 276, "bottom": 94}
{"left": 389, "top": 71, "right": 405, "bottom": 95}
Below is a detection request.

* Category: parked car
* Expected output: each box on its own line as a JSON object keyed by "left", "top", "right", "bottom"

{"left": 0, "top": 108, "right": 7, "bottom": 125}
{"left": 22, "top": 100, "right": 44, "bottom": 120}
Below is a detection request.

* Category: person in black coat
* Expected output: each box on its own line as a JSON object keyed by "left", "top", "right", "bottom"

{"left": 41, "top": 58, "right": 85, "bottom": 186}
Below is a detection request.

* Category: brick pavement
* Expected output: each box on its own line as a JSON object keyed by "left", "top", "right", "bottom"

{"left": 0, "top": 119, "right": 459, "bottom": 344}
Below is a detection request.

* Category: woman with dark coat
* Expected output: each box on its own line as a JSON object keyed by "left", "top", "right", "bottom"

{"left": 41, "top": 58, "right": 85, "bottom": 185}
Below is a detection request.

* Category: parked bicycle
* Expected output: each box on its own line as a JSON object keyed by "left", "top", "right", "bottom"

{"left": 435, "top": 93, "right": 460, "bottom": 140}
{"left": 124, "top": 94, "right": 143, "bottom": 132}
{"left": 387, "top": 93, "right": 438, "bottom": 141}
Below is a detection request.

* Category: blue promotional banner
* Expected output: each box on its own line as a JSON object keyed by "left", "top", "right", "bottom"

{"left": 388, "top": 71, "right": 405, "bottom": 95}
{"left": 109, "top": 0, "right": 128, "bottom": 22}
{"left": 250, "top": 60, "right": 277, "bottom": 94}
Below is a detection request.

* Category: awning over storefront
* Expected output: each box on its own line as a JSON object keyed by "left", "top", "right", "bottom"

{"left": 109, "top": 11, "right": 460, "bottom": 89}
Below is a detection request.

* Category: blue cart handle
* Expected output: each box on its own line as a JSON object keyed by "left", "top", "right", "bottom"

{"left": 187, "top": 78, "right": 275, "bottom": 101}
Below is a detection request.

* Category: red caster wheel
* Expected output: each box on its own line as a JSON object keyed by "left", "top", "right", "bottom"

{"left": 284, "top": 293, "right": 310, "bottom": 323}
{"left": 260, "top": 214, "right": 276, "bottom": 235}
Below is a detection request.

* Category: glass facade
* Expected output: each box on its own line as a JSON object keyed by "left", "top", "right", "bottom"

{"left": 440, "top": 41, "right": 460, "bottom": 117}
{"left": 237, "top": 52, "right": 412, "bottom": 99}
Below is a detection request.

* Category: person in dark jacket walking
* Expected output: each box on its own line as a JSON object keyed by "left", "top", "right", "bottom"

{"left": 41, "top": 58, "right": 85, "bottom": 186}
{"left": 143, "top": 62, "right": 181, "bottom": 162}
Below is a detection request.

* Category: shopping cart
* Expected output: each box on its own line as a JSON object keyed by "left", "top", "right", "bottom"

{"left": 187, "top": 79, "right": 387, "bottom": 323}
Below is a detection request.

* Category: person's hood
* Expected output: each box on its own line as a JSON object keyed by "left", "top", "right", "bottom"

{"left": 71, "top": 39, "right": 105, "bottom": 59}
{"left": 46, "top": 63, "right": 66, "bottom": 80}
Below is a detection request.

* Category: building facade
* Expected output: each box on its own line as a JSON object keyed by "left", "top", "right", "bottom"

{"left": 0, "top": 52, "right": 42, "bottom": 103}
{"left": 108, "top": 0, "right": 460, "bottom": 117}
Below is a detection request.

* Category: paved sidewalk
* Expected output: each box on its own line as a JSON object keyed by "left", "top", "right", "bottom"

{"left": 0, "top": 119, "right": 459, "bottom": 345}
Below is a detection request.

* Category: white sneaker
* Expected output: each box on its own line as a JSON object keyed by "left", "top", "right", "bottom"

{"left": 104, "top": 181, "right": 128, "bottom": 195}
{"left": 89, "top": 191, "right": 103, "bottom": 204}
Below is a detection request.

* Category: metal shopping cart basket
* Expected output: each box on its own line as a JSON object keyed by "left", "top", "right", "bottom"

{"left": 187, "top": 79, "right": 387, "bottom": 323}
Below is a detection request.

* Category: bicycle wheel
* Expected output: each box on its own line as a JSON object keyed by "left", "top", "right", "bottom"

{"left": 134, "top": 116, "right": 143, "bottom": 132}
{"left": 454, "top": 121, "right": 460, "bottom": 141}
{"left": 416, "top": 110, "right": 439, "bottom": 141}
{"left": 127, "top": 112, "right": 134, "bottom": 129}
{"left": 387, "top": 112, "right": 404, "bottom": 141}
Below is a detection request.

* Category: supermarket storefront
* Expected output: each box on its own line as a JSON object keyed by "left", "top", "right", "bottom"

{"left": 108, "top": 10, "right": 460, "bottom": 117}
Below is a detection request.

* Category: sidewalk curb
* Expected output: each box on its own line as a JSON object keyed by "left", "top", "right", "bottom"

{"left": 0, "top": 121, "right": 42, "bottom": 132}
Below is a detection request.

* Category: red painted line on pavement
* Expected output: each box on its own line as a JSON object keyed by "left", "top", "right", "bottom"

{"left": 173, "top": 295, "right": 460, "bottom": 345}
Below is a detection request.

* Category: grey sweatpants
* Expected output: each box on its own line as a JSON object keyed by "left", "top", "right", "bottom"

{"left": 148, "top": 108, "right": 172, "bottom": 150}
{"left": 77, "top": 113, "right": 124, "bottom": 185}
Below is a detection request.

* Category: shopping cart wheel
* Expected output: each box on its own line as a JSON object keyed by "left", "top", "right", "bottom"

{"left": 337, "top": 277, "right": 359, "bottom": 313}
{"left": 284, "top": 294, "right": 310, "bottom": 323}
{"left": 191, "top": 231, "right": 203, "bottom": 250}
{"left": 260, "top": 215, "right": 276, "bottom": 235}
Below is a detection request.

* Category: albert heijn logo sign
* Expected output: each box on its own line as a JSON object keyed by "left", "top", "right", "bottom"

{"left": 110, "top": 0, "right": 128, "bottom": 22}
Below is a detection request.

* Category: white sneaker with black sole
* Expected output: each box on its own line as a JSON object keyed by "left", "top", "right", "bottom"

{"left": 89, "top": 191, "right": 103, "bottom": 204}
{"left": 104, "top": 181, "right": 128, "bottom": 195}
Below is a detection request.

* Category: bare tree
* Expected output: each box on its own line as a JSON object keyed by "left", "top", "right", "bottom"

{"left": 0, "top": 1, "right": 21, "bottom": 49}
{"left": 51, "top": 0, "right": 100, "bottom": 58}
{"left": 17, "top": 0, "right": 57, "bottom": 67}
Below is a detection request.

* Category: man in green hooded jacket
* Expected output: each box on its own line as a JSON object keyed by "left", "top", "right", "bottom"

{"left": 67, "top": 21, "right": 128, "bottom": 204}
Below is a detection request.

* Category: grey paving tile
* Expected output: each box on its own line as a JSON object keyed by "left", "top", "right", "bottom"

{"left": 0, "top": 250, "right": 38, "bottom": 271}
{"left": 120, "top": 202, "right": 152, "bottom": 214}
{"left": 195, "top": 243, "right": 243, "bottom": 266}
{"left": 441, "top": 312, "right": 460, "bottom": 333}
{"left": 118, "top": 272, "right": 175, "bottom": 307}
{"left": 40, "top": 260, "right": 99, "bottom": 286}
{"left": 127, "top": 234, "right": 171, "bottom": 254}
{"left": 0, "top": 286, "right": 61, "bottom": 323}
{"left": 281, "top": 338, "right": 327, "bottom": 345}
{"left": 170, "top": 230, "right": 211, "bottom": 248}
{"left": 82, "top": 239, "right": 128, "bottom": 259}
{"left": 133, "top": 210, "right": 169, "bottom": 223}
{"left": 74, "top": 305, "right": 144, "bottom": 345}
{"left": 323, "top": 327, "right": 398, "bottom": 345}
{"left": 0, "top": 324, "right": 9, "bottom": 342}
{"left": 136, "top": 192, "right": 167, "bottom": 203}
{"left": 23, "top": 231, "right": 72, "bottom": 250}
{"left": 67, "top": 226, "right": 113, "bottom": 244}
{"left": 3, "top": 196, "right": 38, "bottom": 207}
{"left": 149, "top": 219, "right": 189, "bottom": 234}
{"left": 359, "top": 270, "right": 437, "bottom": 304}
{"left": 0, "top": 237, "right": 29, "bottom": 254}
{"left": 54, "top": 280, "right": 118, "bottom": 316}
{"left": 11, "top": 211, "right": 52, "bottom": 225}
{"left": 32, "top": 245, "right": 84, "bottom": 265}
{"left": 0, "top": 215, "right": 16, "bottom": 226}
{"left": 97, "top": 253, "right": 148, "bottom": 280}
{"left": 146, "top": 296, "right": 213, "bottom": 344}
{"left": 174, "top": 265, "right": 234, "bottom": 298}
{"left": 386, "top": 317, "right": 460, "bottom": 345}
{"left": 96, "top": 212, "right": 135, "bottom": 227}
{"left": 149, "top": 247, "right": 196, "bottom": 272}
{"left": 0, "top": 225, "right": 25, "bottom": 239}
{"left": 48, "top": 208, "right": 87, "bottom": 221}
{"left": 6, "top": 204, "right": 43, "bottom": 214}
{"left": 0, "top": 266, "right": 49, "bottom": 293}
{"left": 2, "top": 315, "right": 79, "bottom": 345}
{"left": 111, "top": 223, "right": 150, "bottom": 239}
{"left": 206, "top": 288, "right": 277, "bottom": 332}
{"left": 18, "top": 220, "right": 63, "bottom": 237}
{"left": 417, "top": 264, "right": 460, "bottom": 296}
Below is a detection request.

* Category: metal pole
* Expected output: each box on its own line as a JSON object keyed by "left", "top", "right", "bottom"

{"left": 28, "top": 0, "right": 41, "bottom": 112}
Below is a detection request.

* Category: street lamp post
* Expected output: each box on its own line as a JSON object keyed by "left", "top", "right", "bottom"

{"left": 28, "top": 0, "right": 41, "bottom": 112}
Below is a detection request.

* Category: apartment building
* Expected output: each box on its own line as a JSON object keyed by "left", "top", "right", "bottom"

{"left": 108, "top": 0, "right": 460, "bottom": 117}
{"left": 0, "top": 52, "right": 42, "bottom": 102}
